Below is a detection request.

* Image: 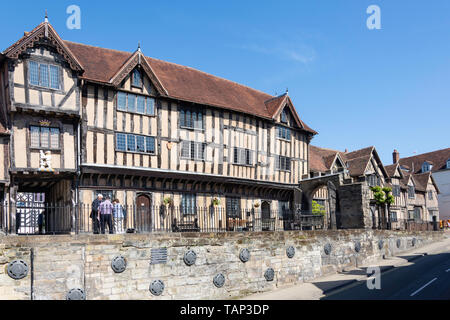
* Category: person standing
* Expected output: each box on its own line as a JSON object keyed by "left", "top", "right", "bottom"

{"left": 91, "top": 194, "right": 103, "bottom": 234}
{"left": 99, "top": 196, "right": 114, "bottom": 234}
{"left": 113, "top": 199, "right": 126, "bottom": 233}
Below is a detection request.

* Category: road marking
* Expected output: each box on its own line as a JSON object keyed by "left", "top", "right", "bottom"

{"left": 410, "top": 278, "right": 437, "bottom": 297}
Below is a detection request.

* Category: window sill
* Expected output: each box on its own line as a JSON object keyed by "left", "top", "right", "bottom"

{"left": 115, "top": 150, "right": 156, "bottom": 156}
{"left": 179, "top": 126, "right": 204, "bottom": 132}
{"left": 232, "top": 163, "right": 255, "bottom": 168}
{"left": 29, "top": 84, "right": 63, "bottom": 94}
{"left": 276, "top": 169, "right": 291, "bottom": 173}
{"left": 180, "top": 157, "right": 206, "bottom": 162}
{"left": 29, "top": 147, "right": 61, "bottom": 153}
{"left": 276, "top": 137, "right": 291, "bottom": 142}
{"left": 116, "top": 109, "right": 156, "bottom": 117}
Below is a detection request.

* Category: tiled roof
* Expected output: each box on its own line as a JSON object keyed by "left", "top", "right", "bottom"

{"left": 309, "top": 145, "right": 340, "bottom": 173}
{"left": 397, "top": 148, "right": 450, "bottom": 173}
{"left": 63, "top": 41, "right": 317, "bottom": 133}
{"left": 384, "top": 164, "right": 398, "bottom": 178}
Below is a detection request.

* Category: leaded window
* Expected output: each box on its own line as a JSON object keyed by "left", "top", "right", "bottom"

{"left": 181, "top": 193, "right": 196, "bottom": 215}
{"left": 233, "top": 147, "right": 253, "bottom": 166}
{"left": 136, "top": 135, "right": 145, "bottom": 152}
{"left": 179, "top": 108, "right": 204, "bottom": 130}
{"left": 276, "top": 155, "right": 291, "bottom": 171}
{"left": 226, "top": 197, "right": 241, "bottom": 218}
{"left": 147, "top": 98, "right": 155, "bottom": 115}
{"left": 128, "top": 94, "right": 136, "bottom": 113}
{"left": 29, "top": 61, "right": 61, "bottom": 89}
{"left": 29, "top": 61, "right": 39, "bottom": 86}
{"left": 428, "top": 190, "right": 433, "bottom": 200}
{"left": 49, "top": 65, "right": 60, "bottom": 89}
{"left": 132, "top": 69, "right": 142, "bottom": 87}
{"left": 117, "top": 92, "right": 127, "bottom": 111}
{"left": 116, "top": 133, "right": 126, "bottom": 151}
{"left": 30, "top": 126, "right": 60, "bottom": 149}
{"left": 281, "top": 109, "right": 288, "bottom": 123}
{"left": 392, "top": 185, "right": 401, "bottom": 197}
{"left": 137, "top": 96, "right": 146, "bottom": 114}
{"left": 116, "top": 133, "right": 155, "bottom": 154}
{"left": 390, "top": 211, "right": 398, "bottom": 222}
{"left": 408, "top": 185, "right": 415, "bottom": 199}
{"left": 145, "top": 137, "right": 155, "bottom": 154}
{"left": 277, "top": 126, "right": 291, "bottom": 140}
{"left": 116, "top": 91, "right": 156, "bottom": 115}
{"left": 180, "top": 141, "right": 205, "bottom": 160}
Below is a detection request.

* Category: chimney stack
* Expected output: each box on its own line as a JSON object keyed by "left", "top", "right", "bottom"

{"left": 393, "top": 149, "right": 399, "bottom": 164}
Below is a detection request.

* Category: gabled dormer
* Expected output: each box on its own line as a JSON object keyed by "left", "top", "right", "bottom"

{"left": 2, "top": 18, "right": 84, "bottom": 116}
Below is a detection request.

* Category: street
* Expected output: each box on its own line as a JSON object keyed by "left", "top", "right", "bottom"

{"left": 242, "top": 232, "right": 450, "bottom": 300}
{"left": 323, "top": 251, "right": 450, "bottom": 300}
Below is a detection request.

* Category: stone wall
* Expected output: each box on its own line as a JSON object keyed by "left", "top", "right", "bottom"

{"left": 0, "top": 230, "right": 444, "bottom": 300}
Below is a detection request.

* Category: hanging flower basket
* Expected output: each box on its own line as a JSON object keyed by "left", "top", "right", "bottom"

{"left": 254, "top": 202, "right": 260, "bottom": 208}
{"left": 163, "top": 197, "right": 173, "bottom": 207}
{"left": 212, "top": 197, "right": 220, "bottom": 207}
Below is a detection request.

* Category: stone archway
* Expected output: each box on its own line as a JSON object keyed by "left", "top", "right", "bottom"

{"left": 298, "top": 173, "right": 343, "bottom": 230}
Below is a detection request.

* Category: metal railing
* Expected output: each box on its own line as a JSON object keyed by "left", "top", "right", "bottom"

{"left": 0, "top": 202, "right": 325, "bottom": 235}
{"left": 389, "top": 218, "right": 434, "bottom": 231}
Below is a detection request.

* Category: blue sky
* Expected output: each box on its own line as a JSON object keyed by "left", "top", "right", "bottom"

{"left": 1, "top": 0, "right": 449, "bottom": 164}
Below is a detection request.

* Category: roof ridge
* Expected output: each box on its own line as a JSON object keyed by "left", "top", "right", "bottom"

{"left": 64, "top": 40, "right": 275, "bottom": 101}
{"left": 145, "top": 56, "right": 274, "bottom": 100}
{"left": 399, "top": 147, "right": 450, "bottom": 161}
{"left": 310, "top": 145, "right": 341, "bottom": 153}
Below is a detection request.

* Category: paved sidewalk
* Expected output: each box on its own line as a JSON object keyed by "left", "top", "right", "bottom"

{"left": 241, "top": 232, "right": 450, "bottom": 300}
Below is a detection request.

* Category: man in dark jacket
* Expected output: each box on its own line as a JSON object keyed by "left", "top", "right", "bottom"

{"left": 91, "top": 194, "right": 103, "bottom": 234}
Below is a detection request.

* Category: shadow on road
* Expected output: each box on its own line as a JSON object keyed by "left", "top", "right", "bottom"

{"left": 317, "top": 252, "right": 450, "bottom": 300}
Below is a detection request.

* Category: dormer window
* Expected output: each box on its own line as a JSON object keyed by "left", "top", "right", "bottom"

{"left": 132, "top": 69, "right": 142, "bottom": 87}
{"left": 422, "top": 161, "right": 432, "bottom": 173}
{"left": 447, "top": 159, "right": 450, "bottom": 169}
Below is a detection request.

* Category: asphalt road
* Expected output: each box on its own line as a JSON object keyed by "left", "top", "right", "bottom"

{"left": 323, "top": 252, "right": 450, "bottom": 300}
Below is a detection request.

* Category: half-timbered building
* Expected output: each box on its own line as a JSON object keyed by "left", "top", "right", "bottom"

{"left": 0, "top": 19, "right": 317, "bottom": 233}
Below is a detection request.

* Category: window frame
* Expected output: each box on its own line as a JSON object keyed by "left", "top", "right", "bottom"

{"left": 29, "top": 125, "right": 60, "bottom": 150}
{"left": 28, "top": 60, "right": 61, "bottom": 90}
{"left": 181, "top": 193, "right": 197, "bottom": 216}
{"left": 233, "top": 147, "right": 254, "bottom": 166}
{"left": 180, "top": 141, "right": 206, "bottom": 161}
{"left": 276, "top": 125, "right": 291, "bottom": 141}
{"left": 131, "top": 68, "right": 143, "bottom": 88}
{"left": 408, "top": 185, "right": 415, "bottom": 199}
{"left": 115, "top": 133, "right": 156, "bottom": 155}
{"left": 116, "top": 91, "right": 157, "bottom": 116}
{"left": 179, "top": 107, "right": 204, "bottom": 131}
{"left": 276, "top": 155, "right": 292, "bottom": 172}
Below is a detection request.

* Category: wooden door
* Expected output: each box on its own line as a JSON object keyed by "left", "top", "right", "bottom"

{"left": 136, "top": 195, "right": 151, "bottom": 232}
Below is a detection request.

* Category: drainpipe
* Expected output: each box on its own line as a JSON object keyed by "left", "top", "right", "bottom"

{"left": 30, "top": 248, "right": 34, "bottom": 300}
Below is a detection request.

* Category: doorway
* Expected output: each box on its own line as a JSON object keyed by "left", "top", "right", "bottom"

{"left": 136, "top": 194, "right": 151, "bottom": 232}
{"left": 261, "top": 201, "right": 271, "bottom": 231}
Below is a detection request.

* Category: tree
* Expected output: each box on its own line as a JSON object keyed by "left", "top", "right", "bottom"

{"left": 370, "top": 186, "right": 395, "bottom": 229}
{"left": 312, "top": 200, "right": 326, "bottom": 216}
